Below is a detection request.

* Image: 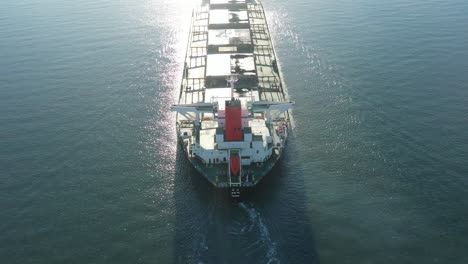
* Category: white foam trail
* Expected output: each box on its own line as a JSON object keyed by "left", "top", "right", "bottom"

{"left": 239, "top": 202, "right": 280, "bottom": 264}
{"left": 192, "top": 232, "right": 208, "bottom": 262}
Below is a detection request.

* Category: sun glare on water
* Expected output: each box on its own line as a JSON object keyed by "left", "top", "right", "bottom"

{"left": 128, "top": 0, "right": 199, "bottom": 201}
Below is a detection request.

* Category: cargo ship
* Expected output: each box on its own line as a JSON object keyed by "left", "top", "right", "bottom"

{"left": 172, "top": 0, "right": 293, "bottom": 197}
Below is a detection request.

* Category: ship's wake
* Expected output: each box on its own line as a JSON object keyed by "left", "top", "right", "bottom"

{"left": 238, "top": 202, "right": 280, "bottom": 264}
{"left": 190, "top": 201, "right": 280, "bottom": 264}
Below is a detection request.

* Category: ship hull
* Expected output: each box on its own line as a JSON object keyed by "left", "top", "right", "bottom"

{"left": 177, "top": 133, "right": 282, "bottom": 188}
{"left": 172, "top": 0, "right": 293, "bottom": 194}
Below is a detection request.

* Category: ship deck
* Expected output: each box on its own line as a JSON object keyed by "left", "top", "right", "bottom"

{"left": 188, "top": 150, "right": 280, "bottom": 188}
{"left": 178, "top": 0, "right": 287, "bottom": 106}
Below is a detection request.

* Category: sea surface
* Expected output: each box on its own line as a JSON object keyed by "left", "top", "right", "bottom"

{"left": 1, "top": 0, "right": 468, "bottom": 263}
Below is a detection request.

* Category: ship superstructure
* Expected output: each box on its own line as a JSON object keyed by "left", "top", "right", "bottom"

{"left": 172, "top": 0, "right": 293, "bottom": 197}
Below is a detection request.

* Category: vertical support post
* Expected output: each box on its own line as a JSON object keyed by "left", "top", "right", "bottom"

{"left": 195, "top": 111, "right": 200, "bottom": 126}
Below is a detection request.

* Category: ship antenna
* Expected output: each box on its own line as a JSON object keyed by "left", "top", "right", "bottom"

{"left": 227, "top": 74, "right": 238, "bottom": 100}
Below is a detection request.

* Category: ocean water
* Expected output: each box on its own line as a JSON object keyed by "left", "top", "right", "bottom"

{"left": 1, "top": 0, "right": 468, "bottom": 263}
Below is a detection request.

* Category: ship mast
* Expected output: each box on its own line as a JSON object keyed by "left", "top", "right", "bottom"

{"left": 226, "top": 74, "right": 238, "bottom": 100}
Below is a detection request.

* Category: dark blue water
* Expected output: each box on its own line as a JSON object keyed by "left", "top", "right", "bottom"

{"left": 1, "top": 0, "right": 468, "bottom": 263}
